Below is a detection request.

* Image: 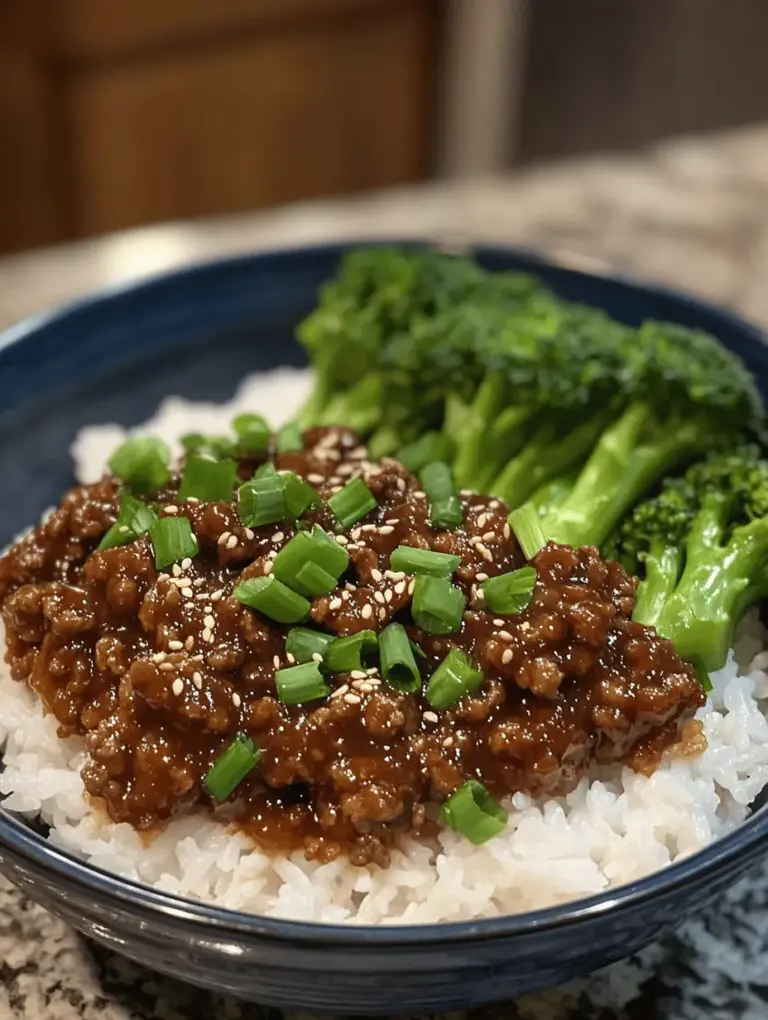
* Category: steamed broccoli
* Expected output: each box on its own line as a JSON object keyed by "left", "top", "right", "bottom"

{"left": 609, "top": 445, "right": 768, "bottom": 671}
{"left": 539, "top": 322, "right": 764, "bottom": 549}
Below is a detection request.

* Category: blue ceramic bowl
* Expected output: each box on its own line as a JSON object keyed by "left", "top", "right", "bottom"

{"left": 2, "top": 242, "right": 768, "bottom": 1015}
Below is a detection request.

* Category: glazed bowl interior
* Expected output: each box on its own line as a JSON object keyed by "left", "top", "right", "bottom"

{"left": 3, "top": 241, "right": 768, "bottom": 1013}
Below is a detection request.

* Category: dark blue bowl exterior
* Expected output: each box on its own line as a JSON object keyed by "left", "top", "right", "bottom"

{"left": 2, "top": 242, "right": 768, "bottom": 1014}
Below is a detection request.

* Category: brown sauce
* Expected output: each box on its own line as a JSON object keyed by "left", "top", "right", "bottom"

{"left": 0, "top": 427, "right": 705, "bottom": 865}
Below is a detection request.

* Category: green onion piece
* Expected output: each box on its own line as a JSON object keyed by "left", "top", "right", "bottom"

{"left": 234, "top": 575, "right": 310, "bottom": 623}
{"left": 285, "top": 627, "right": 336, "bottom": 665}
{"left": 149, "top": 516, "right": 198, "bottom": 569}
{"left": 273, "top": 527, "right": 349, "bottom": 596}
{"left": 232, "top": 413, "right": 270, "bottom": 455}
{"left": 411, "top": 575, "right": 465, "bottom": 635}
{"left": 398, "top": 432, "right": 454, "bottom": 474}
{"left": 204, "top": 734, "right": 261, "bottom": 801}
{"left": 98, "top": 494, "right": 158, "bottom": 551}
{"left": 276, "top": 421, "right": 303, "bottom": 454}
{"left": 178, "top": 453, "right": 237, "bottom": 503}
{"left": 379, "top": 623, "right": 421, "bottom": 693}
{"left": 238, "top": 465, "right": 286, "bottom": 528}
{"left": 275, "top": 661, "right": 330, "bottom": 705}
{"left": 328, "top": 477, "right": 377, "bottom": 529}
{"left": 294, "top": 560, "right": 338, "bottom": 598}
{"left": 323, "top": 630, "right": 379, "bottom": 673}
{"left": 281, "top": 472, "right": 318, "bottom": 517}
{"left": 481, "top": 566, "right": 537, "bottom": 615}
{"left": 509, "top": 504, "right": 547, "bottom": 560}
{"left": 108, "top": 436, "right": 171, "bottom": 495}
{"left": 181, "top": 433, "right": 237, "bottom": 459}
{"left": 389, "top": 545, "right": 460, "bottom": 577}
{"left": 441, "top": 780, "right": 508, "bottom": 845}
{"left": 426, "top": 647, "right": 483, "bottom": 709}
{"left": 692, "top": 659, "right": 713, "bottom": 693}
{"left": 420, "top": 462, "right": 463, "bottom": 530}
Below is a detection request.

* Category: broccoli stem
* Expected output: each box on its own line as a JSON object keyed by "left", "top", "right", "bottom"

{"left": 491, "top": 410, "right": 613, "bottom": 511}
{"left": 656, "top": 498, "right": 768, "bottom": 670}
{"left": 316, "top": 373, "right": 383, "bottom": 435}
{"left": 527, "top": 472, "right": 578, "bottom": 519}
{"left": 543, "top": 402, "right": 712, "bottom": 549}
{"left": 451, "top": 374, "right": 524, "bottom": 489}
{"left": 633, "top": 541, "right": 684, "bottom": 629}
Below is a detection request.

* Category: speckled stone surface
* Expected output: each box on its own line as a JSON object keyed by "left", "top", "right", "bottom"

{"left": 4, "top": 124, "right": 768, "bottom": 1019}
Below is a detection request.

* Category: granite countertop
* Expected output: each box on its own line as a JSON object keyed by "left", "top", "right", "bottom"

{"left": 4, "top": 124, "right": 768, "bottom": 1020}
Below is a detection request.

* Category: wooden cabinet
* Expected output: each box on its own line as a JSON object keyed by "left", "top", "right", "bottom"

{"left": 0, "top": 0, "right": 438, "bottom": 253}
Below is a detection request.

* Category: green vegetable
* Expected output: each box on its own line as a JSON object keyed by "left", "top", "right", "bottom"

{"left": 508, "top": 504, "right": 547, "bottom": 560}
{"left": 323, "top": 630, "right": 378, "bottom": 672}
{"left": 285, "top": 627, "right": 336, "bottom": 664}
{"left": 234, "top": 576, "right": 310, "bottom": 624}
{"left": 272, "top": 526, "right": 349, "bottom": 597}
{"left": 149, "top": 517, "right": 198, "bottom": 569}
{"left": 109, "top": 436, "right": 171, "bottom": 494}
{"left": 441, "top": 780, "right": 508, "bottom": 844}
{"left": 238, "top": 464, "right": 286, "bottom": 528}
{"left": 179, "top": 454, "right": 237, "bottom": 503}
{"left": 232, "top": 413, "right": 271, "bottom": 455}
{"left": 329, "top": 478, "right": 377, "bottom": 529}
{"left": 411, "top": 575, "right": 465, "bottom": 635}
{"left": 379, "top": 623, "right": 421, "bottom": 692}
{"left": 420, "top": 462, "right": 463, "bottom": 530}
{"left": 98, "top": 494, "right": 157, "bottom": 552}
{"left": 389, "top": 546, "right": 460, "bottom": 577}
{"left": 481, "top": 566, "right": 536, "bottom": 615}
{"left": 275, "top": 662, "right": 330, "bottom": 705}
{"left": 204, "top": 735, "right": 261, "bottom": 801}
{"left": 426, "top": 647, "right": 483, "bottom": 709}
{"left": 276, "top": 421, "right": 303, "bottom": 454}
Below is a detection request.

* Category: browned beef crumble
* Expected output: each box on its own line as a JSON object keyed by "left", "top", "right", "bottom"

{"left": 0, "top": 427, "right": 705, "bottom": 866}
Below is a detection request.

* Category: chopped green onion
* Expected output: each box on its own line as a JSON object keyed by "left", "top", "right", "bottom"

{"left": 294, "top": 560, "right": 338, "bottom": 598}
{"left": 379, "top": 623, "right": 421, "bottom": 693}
{"left": 285, "top": 627, "right": 336, "bottom": 665}
{"left": 509, "top": 504, "right": 547, "bottom": 560}
{"left": 232, "top": 413, "right": 270, "bottom": 455}
{"left": 275, "top": 661, "right": 330, "bottom": 704}
{"left": 692, "top": 659, "right": 713, "bottom": 692}
{"left": 398, "top": 432, "right": 454, "bottom": 474}
{"left": 178, "top": 453, "right": 237, "bottom": 503}
{"left": 420, "top": 462, "right": 463, "bottom": 530}
{"left": 234, "top": 575, "right": 310, "bottom": 623}
{"left": 238, "top": 464, "right": 285, "bottom": 528}
{"left": 389, "top": 545, "right": 460, "bottom": 577}
{"left": 328, "top": 477, "right": 377, "bottom": 529}
{"left": 441, "top": 780, "right": 508, "bottom": 845}
{"left": 323, "top": 630, "right": 378, "bottom": 672}
{"left": 273, "top": 527, "right": 349, "bottom": 596}
{"left": 98, "top": 494, "right": 158, "bottom": 552}
{"left": 481, "top": 566, "right": 537, "bottom": 615}
{"left": 108, "top": 436, "right": 171, "bottom": 494}
{"left": 276, "top": 421, "right": 303, "bottom": 454}
{"left": 181, "top": 433, "right": 237, "bottom": 459}
{"left": 204, "top": 734, "right": 261, "bottom": 801}
{"left": 411, "top": 575, "right": 465, "bottom": 635}
{"left": 281, "top": 472, "right": 318, "bottom": 517}
{"left": 426, "top": 647, "right": 483, "bottom": 709}
{"left": 149, "top": 516, "right": 198, "bottom": 569}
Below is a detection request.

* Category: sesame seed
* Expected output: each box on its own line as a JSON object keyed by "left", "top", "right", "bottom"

{"left": 350, "top": 670, "right": 367, "bottom": 680}
{"left": 168, "top": 640, "right": 184, "bottom": 651}
{"left": 408, "top": 579, "right": 415, "bottom": 595}
{"left": 477, "top": 513, "right": 488, "bottom": 529}
{"left": 378, "top": 525, "right": 395, "bottom": 535}
{"left": 172, "top": 678, "right": 184, "bottom": 696}
{"left": 211, "top": 589, "right": 224, "bottom": 601}
{"left": 185, "top": 636, "right": 195, "bottom": 651}
{"left": 423, "top": 711, "right": 439, "bottom": 724}
{"left": 164, "top": 505, "right": 179, "bottom": 514}
{"left": 503, "top": 522, "right": 511, "bottom": 539}
{"left": 307, "top": 473, "right": 325, "bottom": 484}
{"left": 195, "top": 593, "right": 209, "bottom": 601}
{"left": 443, "top": 736, "right": 454, "bottom": 748}
{"left": 157, "top": 573, "right": 170, "bottom": 583}
{"left": 350, "top": 528, "right": 362, "bottom": 540}
{"left": 371, "top": 568, "right": 383, "bottom": 583}
{"left": 469, "top": 535, "right": 482, "bottom": 546}
{"left": 341, "top": 591, "right": 350, "bottom": 601}
{"left": 204, "top": 614, "right": 216, "bottom": 629}
{"left": 152, "top": 652, "right": 167, "bottom": 663}
{"left": 359, "top": 682, "right": 374, "bottom": 694}
{"left": 414, "top": 490, "right": 426, "bottom": 498}
{"left": 335, "top": 534, "right": 348, "bottom": 545}
{"left": 345, "top": 583, "right": 357, "bottom": 592}
{"left": 493, "top": 618, "right": 505, "bottom": 626}
{"left": 194, "top": 577, "right": 205, "bottom": 587}
{"left": 272, "top": 531, "right": 285, "bottom": 544}
{"left": 501, "top": 648, "right": 513, "bottom": 664}
{"left": 477, "top": 543, "right": 493, "bottom": 562}
{"left": 263, "top": 560, "right": 273, "bottom": 575}
{"left": 226, "top": 535, "right": 238, "bottom": 549}
{"left": 273, "top": 655, "right": 281, "bottom": 669}
{"left": 186, "top": 496, "right": 200, "bottom": 504}
{"left": 394, "top": 580, "right": 406, "bottom": 595}
{"left": 385, "top": 519, "right": 400, "bottom": 526}
{"left": 482, "top": 531, "right": 496, "bottom": 543}
{"left": 499, "top": 630, "right": 513, "bottom": 641}
{"left": 192, "top": 672, "right": 203, "bottom": 690}
{"left": 351, "top": 679, "right": 365, "bottom": 691}
{"left": 378, "top": 607, "right": 387, "bottom": 620}
{"left": 374, "top": 591, "right": 385, "bottom": 604}
{"left": 202, "top": 628, "right": 212, "bottom": 643}
{"left": 329, "top": 476, "right": 343, "bottom": 486}
{"left": 218, "top": 532, "right": 231, "bottom": 546}
{"left": 332, "top": 684, "right": 350, "bottom": 699}
{"left": 397, "top": 478, "right": 406, "bottom": 491}
{"left": 181, "top": 587, "right": 194, "bottom": 598}
{"left": 476, "top": 572, "right": 489, "bottom": 582}
{"left": 172, "top": 563, "right": 182, "bottom": 577}
{"left": 204, "top": 605, "right": 213, "bottom": 614}
{"left": 362, "top": 524, "right": 376, "bottom": 532}
{"left": 489, "top": 500, "right": 500, "bottom": 509}
{"left": 286, "top": 652, "right": 296, "bottom": 664}
{"left": 361, "top": 604, "right": 373, "bottom": 619}
{"left": 245, "top": 528, "right": 255, "bottom": 541}
{"left": 344, "top": 693, "right": 362, "bottom": 705}
{"left": 350, "top": 446, "right": 367, "bottom": 459}
{"left": 519, "top": 621, "right": 531, "bottom": 632}
{"left": 329, "top": 597, "right": 342, "bottom": 610}
{"left": 181, "top": 558, "right": 192, "bottom": 570}
{"left": 311, "top": 652, "right": 324, "bottom": 664}
{"left": 366, "top": 667, "right": 378, "bottom": 676}
{"left": 185, "top": 602, "right": 195, "bottom": 611}
{"left": 159, "top": 661, "right": 174, "bottom": 672}
{"left": 384, "top": 588, "right": 393, "bottom": 603}
{"left": 460, "top": 489, "right": 474, "bottom": 497}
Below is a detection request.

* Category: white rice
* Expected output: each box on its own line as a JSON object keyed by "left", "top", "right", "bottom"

{"left": 3, "top": 367, "right": 768, "bottom": 925}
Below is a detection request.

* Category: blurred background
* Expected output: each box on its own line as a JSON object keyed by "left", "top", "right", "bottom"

{"left": 2, "top": 0, "right": 768, "bottom": 256}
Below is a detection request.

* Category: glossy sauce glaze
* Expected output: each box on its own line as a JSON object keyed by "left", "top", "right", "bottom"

{"left": 0, "top": 427, "right": 705, "bottom": 865}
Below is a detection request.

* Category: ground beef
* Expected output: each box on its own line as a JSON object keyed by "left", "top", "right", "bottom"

{"left": 0, "top": 427, "right": 705, "bottom": 865}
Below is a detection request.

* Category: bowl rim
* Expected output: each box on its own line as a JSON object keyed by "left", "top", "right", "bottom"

{"left": 2, "top": 237, "right": 768, "bottom": 948}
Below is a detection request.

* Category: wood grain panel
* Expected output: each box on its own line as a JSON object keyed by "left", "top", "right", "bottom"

{"left": 64, "top": 2, "right": 435, "bottom": 236}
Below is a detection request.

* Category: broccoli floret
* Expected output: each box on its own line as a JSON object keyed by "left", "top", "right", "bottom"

{"left": 541, "top": 322, "right": 764, "bottom": 549}
{"left": 609, "top": 445, "right": 768, "bottom": 671}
